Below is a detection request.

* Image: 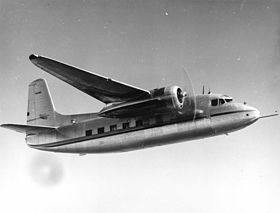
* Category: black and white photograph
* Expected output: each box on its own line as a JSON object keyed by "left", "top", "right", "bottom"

{"left": 1, "top": 0, "right": 279, "bottom": 212}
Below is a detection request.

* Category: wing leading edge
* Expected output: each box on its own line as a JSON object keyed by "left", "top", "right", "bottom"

{"left": 29, "top": 54, "right": 151, "bottom": 104}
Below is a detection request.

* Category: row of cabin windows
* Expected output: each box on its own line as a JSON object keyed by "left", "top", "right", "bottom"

{"left": 85, "top": 120, "right": 143, "bottom": 136}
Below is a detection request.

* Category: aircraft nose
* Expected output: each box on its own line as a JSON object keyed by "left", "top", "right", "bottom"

{"left": 253, "top": 108, "right": 260, "bottom": 119}
{"left": 245, "top": 105, "right": 260, "bottom": 120}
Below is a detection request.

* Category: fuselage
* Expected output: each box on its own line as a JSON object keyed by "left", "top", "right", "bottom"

{"left": 2, "top": 56, "right": 269, "bottom": 155}
{"left": 27, "top": 93, "right": 260, "bottom": 154}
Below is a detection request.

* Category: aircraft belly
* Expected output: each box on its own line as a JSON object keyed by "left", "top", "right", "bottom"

{"left": 43, "top": 118, "right": 213, "bottom": 153}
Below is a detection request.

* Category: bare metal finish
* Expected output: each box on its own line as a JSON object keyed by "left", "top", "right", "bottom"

{"left": 1, "top": 55, "right": 277, "bottom": 154}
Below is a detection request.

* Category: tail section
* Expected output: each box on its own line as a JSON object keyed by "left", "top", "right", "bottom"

{"left": 2, "top": 78, "right": 96, "bottom": 148}
{"left": 27, "top": 79, "right": 58, "bottom": 127}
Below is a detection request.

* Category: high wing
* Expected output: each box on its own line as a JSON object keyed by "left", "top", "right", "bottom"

{"left": 29, "top": 54, "right": 151, "bottom": 104}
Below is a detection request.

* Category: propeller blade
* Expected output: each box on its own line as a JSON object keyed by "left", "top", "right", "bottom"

{"left": 181, "top": 67, "right": 197, "bottom": 120}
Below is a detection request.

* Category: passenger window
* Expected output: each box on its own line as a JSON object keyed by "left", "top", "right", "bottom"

{"left": 219, "top": 99, "right": 225, "bottom": 105}
{"left": 136, "top": 120, "right": 143, "bottom": 127}
{"left": 211, "top": 99, "right": 218, "bottom": 106}
{"left": 110, "top": 125, "right": 117, "bottom": 131}
{"left": 156, "top": 116, "right": 163, "bottom": 124}
{"left": 85, "top": 130, "right": 92, "bottom": 136}
{"left": 123, "top": 122, "right": 129, "bottom": 129}
{"left": 97, "top": 127, "right": 104, "bottom": 134}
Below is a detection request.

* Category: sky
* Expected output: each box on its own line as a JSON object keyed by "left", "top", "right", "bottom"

{"left": 1, "top": 0, "right": 280, "bottom": 212}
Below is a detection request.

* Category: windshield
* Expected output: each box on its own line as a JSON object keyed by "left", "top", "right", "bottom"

{"left": 225, "top": 98, "right": 233, "bottom": 103}
{"left": 211, "top": 97, "right": 232, "bottom": 106}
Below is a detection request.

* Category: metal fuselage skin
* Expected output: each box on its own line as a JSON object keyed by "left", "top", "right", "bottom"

{"left": 28, "top": 93, "right": 260, "bottom": 154}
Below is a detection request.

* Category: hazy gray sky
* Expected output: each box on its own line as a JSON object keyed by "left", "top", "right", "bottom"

{"left": 1, "top": 0, "right": 280, "bottom": 212}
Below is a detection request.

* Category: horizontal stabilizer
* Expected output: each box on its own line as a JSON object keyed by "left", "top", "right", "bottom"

{"left": 1, "top": 124, "right": 57, "bottom": 134}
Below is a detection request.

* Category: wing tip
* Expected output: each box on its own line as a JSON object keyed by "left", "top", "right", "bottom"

{"left": 29, "top": 54, "right": 39, "bottom": 61}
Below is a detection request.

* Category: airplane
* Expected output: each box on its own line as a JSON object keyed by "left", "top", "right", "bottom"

{"left": 1, "top": 54, "right": 278, "bottom": 154}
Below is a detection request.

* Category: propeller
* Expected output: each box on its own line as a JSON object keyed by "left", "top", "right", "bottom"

{"left": 180, "top": 67, "right": 197, "bottom": 120}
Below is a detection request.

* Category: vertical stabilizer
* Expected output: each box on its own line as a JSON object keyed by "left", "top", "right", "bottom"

{"left": 27, "top": 79, "right": 58, "bottom": 126}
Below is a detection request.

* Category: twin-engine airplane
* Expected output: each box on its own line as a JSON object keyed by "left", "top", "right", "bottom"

{"left": 1, "top": 54, "right": 278, "bottom": 154}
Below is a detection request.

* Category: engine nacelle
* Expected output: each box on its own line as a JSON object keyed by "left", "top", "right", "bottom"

{"left": 152, "top": 86, "right": 185, "bottom": 114}
{"left": 99, "top": 85, "right": 195, "bottom": 118}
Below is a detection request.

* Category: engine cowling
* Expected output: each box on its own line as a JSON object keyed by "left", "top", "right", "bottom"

{"left": 152, "top": 86, "right": 186, "bottom": 114}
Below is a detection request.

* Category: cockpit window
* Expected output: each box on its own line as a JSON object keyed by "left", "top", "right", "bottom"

{"left": 211, "top": 99, "right": 218, "bottom": 106}
{"left": 219, "top": 98, "right": 225, "bottom": 105}
{"left": 225, "top": 98, "right": 233, "bottom": 103}
{"left": 212, "top": 98, "right": 232, "bottom": 106}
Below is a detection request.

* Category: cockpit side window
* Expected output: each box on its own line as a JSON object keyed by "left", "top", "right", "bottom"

{"left": 211, "top": 99, "right": 218, "bottom": 106}
{"left": 219, "top": 98, "right": 225, "bottom": 105}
